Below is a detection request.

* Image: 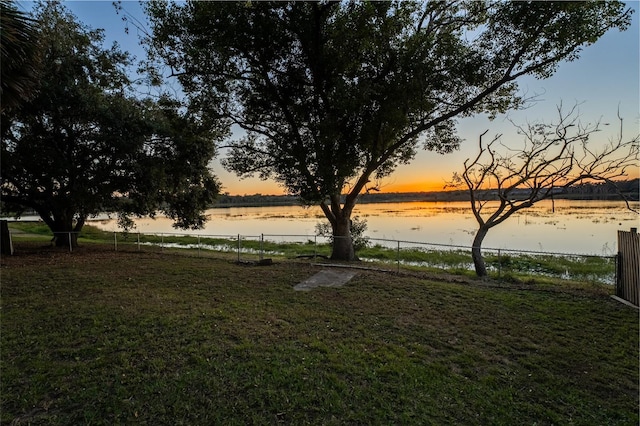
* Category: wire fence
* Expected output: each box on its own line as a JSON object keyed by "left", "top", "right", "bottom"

{"left": 30, "top": 229, "right": 618, "bottom": 285}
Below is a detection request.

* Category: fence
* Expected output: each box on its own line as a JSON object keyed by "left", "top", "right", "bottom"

{"left": 616, "top": 228, "right": 639, "bottom": 306}
{"left": 16, "top": 229, "right": 618, "bottom": 285}
{"left": 357, "top": 236, "right": 617, "bottom": 285}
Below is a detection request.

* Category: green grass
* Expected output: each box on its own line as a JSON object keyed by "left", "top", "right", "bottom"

{"left": 1, "top": 243, "right": 638, "bottom": 425}
{"left": 7, "top": 221, "right": 618, "bottom": 283}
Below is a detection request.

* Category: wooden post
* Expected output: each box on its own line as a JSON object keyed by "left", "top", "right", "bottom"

{"left": 0, "top": 220, "right": 14, "bottom": 256}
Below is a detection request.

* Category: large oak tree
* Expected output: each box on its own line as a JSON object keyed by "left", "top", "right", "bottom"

{"left": 146, "top": 0, "right": 631, "bottom": 260}
{"left": 1, "top": 2, "right": 223, "bottom": 247}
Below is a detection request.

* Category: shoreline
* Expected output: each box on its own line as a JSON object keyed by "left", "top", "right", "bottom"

{"left": 212, "top": 191, "right": 639, "bottom": 208}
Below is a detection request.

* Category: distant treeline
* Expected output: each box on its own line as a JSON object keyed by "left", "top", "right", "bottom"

{"left": 4, "top": 179, "right": 636, "bottom": 216}
{"left": 558, "top": 178, "right": 639, "bottom": 200}
{"left": 212, "top": 178, "right": 639, "bottom": 207}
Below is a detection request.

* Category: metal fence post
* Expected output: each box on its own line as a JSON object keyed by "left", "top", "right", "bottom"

{"left": 69, "top": 232, "right": 72, "bottom": 253}
{"left": 498, "top": 249, "right": 501, "bottom": 277}
{"left": 114, "top": 232, "right": 117, "bottom": 252}
{"left": 314, "top": 235, "right": 317, "bottom": 259}
{"left": 161, "top": 233, "right": 164, "bottom": 252}
{"left": 198, "top": 235, "right": 201, "bottom": 257}
{"left": 237, "top": 234, "right": 241, "bottom": 262}
{"left": 137, "top": 232, "right": 140, "bottom": 251}
{"left": 260, "top": 234, "right": 264, "bottom": 261}
{"left": 397, "top": 240, "right": 400, "bottom": 273}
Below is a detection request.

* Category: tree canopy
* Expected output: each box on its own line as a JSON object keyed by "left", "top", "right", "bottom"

{"left": 0, "top": 0, "right": 41, "bottom": 112}
{"left": 1, "top": 2, "right": 223, "bottom": 247}
{"left": 146, "top": 0, "right": 632, "bottom": 260}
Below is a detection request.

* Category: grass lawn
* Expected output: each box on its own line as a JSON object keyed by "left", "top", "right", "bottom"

{"left": 1, "top": 242, "right": 638, "bottom": 425}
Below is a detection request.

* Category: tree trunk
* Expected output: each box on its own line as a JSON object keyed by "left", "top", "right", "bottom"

{"left": 50, "top": 214, "right": 83, "bottom": 248}
{"left": 52, "top": 230, "right": 78, "bottom": 248}
{"left": 319, "top": 194, "right": 358, "bottom": 261}
{"left": 330, "top": 213, "right": 356, "bottom": 261}
{"left": 471, "top": 226, "right": 489, "bottom": 277}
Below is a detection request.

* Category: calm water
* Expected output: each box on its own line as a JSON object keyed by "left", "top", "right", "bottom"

{"left": 91, "top": 199, "right": 639, "bottom": 255}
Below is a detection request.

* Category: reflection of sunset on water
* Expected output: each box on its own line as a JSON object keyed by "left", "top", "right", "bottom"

{"left": 92, "top": 200, "right": 639, "bottom": 256}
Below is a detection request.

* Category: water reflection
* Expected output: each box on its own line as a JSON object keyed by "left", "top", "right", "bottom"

{"left": 92, "top": 199, "right": 639, "bottom": 255}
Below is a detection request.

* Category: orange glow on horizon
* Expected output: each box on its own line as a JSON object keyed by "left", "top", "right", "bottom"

{"left": 220, "top": 172, "right": 639, "bottom": 196}
{"left": 378, "top": 179, "right": 450, "bottom": 194}
{"left": 222, "top": 179, "right": 452, "bottom": 196}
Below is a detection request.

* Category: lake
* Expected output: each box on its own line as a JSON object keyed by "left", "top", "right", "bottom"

{"left": 91, "top": 199, "right": 639, "bottom": 256}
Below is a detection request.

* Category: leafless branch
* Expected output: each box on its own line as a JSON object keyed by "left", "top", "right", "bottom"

{"left": 453, "top": 105, "right": 639, "bottom": 232}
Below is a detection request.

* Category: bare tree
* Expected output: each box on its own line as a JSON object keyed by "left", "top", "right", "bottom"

{"left": 450, "top": 105, "right": 639, "bottom": 277}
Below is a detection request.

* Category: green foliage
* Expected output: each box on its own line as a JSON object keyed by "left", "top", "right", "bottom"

{"left": 485, "top": 252, "right": 616, "bottom": 281}
{"left": 0, "top": 0, "right": 41, "bottom": 112}
{"left": 0, "top": 2, "right": 223, "bottom": 246}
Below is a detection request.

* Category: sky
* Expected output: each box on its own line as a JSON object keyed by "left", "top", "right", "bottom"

{"left": 18, "top": 1, "right": 640, "bottom": 195}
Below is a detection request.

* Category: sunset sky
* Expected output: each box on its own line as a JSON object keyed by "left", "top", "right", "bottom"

{"left": 19, "top": 1, "right": 640, "bottom": 195}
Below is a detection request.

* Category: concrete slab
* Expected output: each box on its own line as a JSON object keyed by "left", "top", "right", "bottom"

{"left": 294, "top": 269, "right": 357, "bottom": 291}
